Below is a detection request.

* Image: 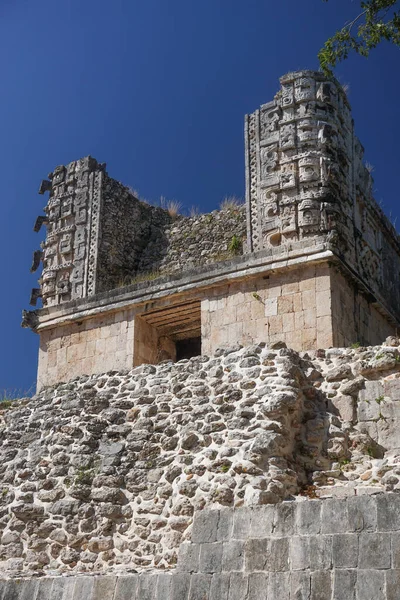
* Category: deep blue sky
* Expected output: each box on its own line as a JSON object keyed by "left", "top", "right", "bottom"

{"left": 1, "top": 0, "right": 399, "bottom": 394}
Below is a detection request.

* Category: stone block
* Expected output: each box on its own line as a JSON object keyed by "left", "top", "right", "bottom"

{"left": 209, "top": 573, "right": 230, "bottom": 600}
{"left": 199, "top": 542, "right": 223, "bottom": 574}
{"left": 377, "top": 418, "right": 400, "bottom": 450}
{"left": 330, "top": 394, "right": 355, "bottom": 422}
{"left": 377, "top": 494, "right": 400, "bottom": 531}
{"left": 333, "top": 569, "right": 356, "bottom": 600}
{"left": 358, "top": 533, "right": 391, "bottom": 569}
{"left": 384, "top": 378, "right": 400, "bottom": 400}
{"left": 355, "top": 570, "right": 385, "bottom": 600}
{"left": 92, "top": 576, "right": 117, "bottom": 600}
{"left": 171, "top": 573, "right": 191, "bottom": 600}
{"left": 321, "top": 499, "right": 349, "bottom": 534}
{"left": 332, "top": 533, "right": 358, "bottom": 568}
{"left": 249, "top": 506, "right": 274, "bottom": 538}
{"left": 386, "top": 570, "right": 400, "bottom": 600}
{"left": 155, "top": 573, "right": 172, "bottom": 600}
{"left": 273, "top": 502, "right": 294, "bottom": 536}
{"left": 245, "top": 537, "right": 289, "bottom": 572}
{"left": 309, "top": 535, "right": 332, "bottom": 570}
{"left": 192, "top": 510, "right": 220, "bottom": 544}
{"left": 310, "top": 571, "right": 331, "bottom": 600}
{"left": 114, "top": 575, "right": 139, "bottom": 600}
{"left": 392, "top": 532, "right": 400, "bottom": 569}
{"left": 232, "top": 509, "right": 252, "bottom": 540}
{"left": 228, "top": 573, "right": 248, "bottom": 600}
{"left": 35, "top": 578, "right": 54, "bottom": 600}
{"left": 177, "top": 542, "right": 200, "bottom": 573}
{"left": 295, "top": 501, "right": 321, "bottom": 535}
{"left": 1, "top": 580, "right": 25, "bottom": 600}
{"left": 222, "top": 540, "right": 244, "bottom": 572}
{"left": 16, "top": 580, "right": 39, "bottom": 600}
{"left": 51, "top": 578, "right": 76, "bottom": 600}
{"left": 217, "top": 510, "right": 233, "bottom": 541}
{"left": 357, "top": 381, "right": 384, "bottom": 421}
{"left": 267, "top": 573, "right": 290, "bottom": 600}
{"left": 269, "top": 538, "right": 289, "bottom": 572}
{"left": 290, "top": 571, "right": 311, "bottom": 600}
{"left": 137, "top": 574, "right": 158, "bottom": 600}
{"left": 72, "top": 576, "right": 94, "bottom": 600}
{"left": 188, "top": 574, "right": 212, "bottom": 600}
{"left": 245, "top": 538, "right": 268, "bottom": 571}
{"left": 290, "top": 536, "right": 310, "bottom": 570}
{"left": 348, "top": 495, "right": 377, "bottom": 533}
{"left": 247, "top": 573, "right": 268, "bottom": 600}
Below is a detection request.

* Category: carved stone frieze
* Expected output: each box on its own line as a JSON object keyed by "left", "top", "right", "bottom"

{"left": 245, "top": 70, "right": 400, "bottom": 321}
{"left": 245, "top": 71, "right": 353, "bottom": 253}
{"left": 32, "top": 157, "right": 107, "bottom": 307}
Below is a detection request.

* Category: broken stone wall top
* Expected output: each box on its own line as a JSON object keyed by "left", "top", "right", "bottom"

{"left": 29, "top": 160, "right": 246, "bottom": 310}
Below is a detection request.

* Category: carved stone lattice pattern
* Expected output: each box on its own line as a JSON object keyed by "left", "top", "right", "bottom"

{"left": 244, "top": 70, "right": 400, "bottom": 315}
{"left": 38, "top": 157, "right": 105, "bottom": 306}
{"left": 245, "top": 71, "right": 354, "bottom": 252}
{"left": 86, "top": 170, "right": 103, "bottom": 297}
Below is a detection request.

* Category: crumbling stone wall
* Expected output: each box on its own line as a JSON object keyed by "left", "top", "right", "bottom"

{"left": 96, "top": 179, "right": 171, "bottom": 292}
{"left": 139, "top": 205, "right": 246, "bottom": 276}
{"left": 90, "top": 178, "right": 246, "bottom": 291}
{"left": 2, "top": 340, "right": 400, "bottom": 578}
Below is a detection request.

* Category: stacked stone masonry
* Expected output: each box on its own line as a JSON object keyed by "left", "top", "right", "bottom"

{"left": 2, "top": 341, "right": 400, "bottom": 582}
{"left": 2, "top": 500, "right": 400, "bottom": 599}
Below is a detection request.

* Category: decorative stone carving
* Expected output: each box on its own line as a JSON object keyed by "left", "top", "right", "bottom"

{"left": 31, "top": 157, "right": 106, "bottom": 307}
{"left": 33, "top": 215, "right": 48, "bottom": 232}
{"left": 38, "top": 179, "right": 51, "bottom": 194}
{"left": 30, "top": 250, "right": 43, "bottom": 273}
{"left": 21, "top": 309, "right": 38, "bottom": 329}
{"left": 29, "top": 288, "right": 41, "bottom": 306}
{"left": 244, "top": 70, "right": 400, "bottom": 322}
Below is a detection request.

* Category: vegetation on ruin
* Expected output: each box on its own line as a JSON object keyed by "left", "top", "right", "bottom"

{"left": 228, "top": 234, "right": 242, "bottom": 255}
{"left": 0, "top": 386, "right": 34, "bottom": 408}
{"left": 319, "top": 0, "right": 400, "bottom": 74}
{"left": 220, "top": 195, "right": 244, "bottom": 211}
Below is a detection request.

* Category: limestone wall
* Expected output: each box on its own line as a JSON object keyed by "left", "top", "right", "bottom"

{"left": 37, "top": 310, "right": 135, "bottom": 390}
{"left": 330, "top": 267, "right": 395, "bottom": 348}
{"left": 1, "top": 495, "right": 400, "bottom": 599}
{"left": 201, "top": 263, "right": 334, "bottom": 354}
{"left": 3, "top": 341, "right": 400, "bottom": 579}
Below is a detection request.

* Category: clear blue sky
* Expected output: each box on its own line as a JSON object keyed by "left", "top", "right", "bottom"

{"left": 1, "top": 0, "right": 399, "bottom": 394}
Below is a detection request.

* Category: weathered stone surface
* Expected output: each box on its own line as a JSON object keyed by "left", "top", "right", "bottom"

{"left": 356, "top": 569, "right": 385, "bottom": 600}
{"left": 188, "top": 573, "right": 212, "bottom": 600}
{"left": 72, "top": 576, "right": 94, "bottom": 599}
{"left": 332, "top": 533, "right": 358, "bottom": 568}
{"left": 333, "top": 569, "right": 356, "bottom": 600}
{"left": 358, "top": 533, "right": 391, "bottom": 569}
{"left": 114, "top": 575, "right": 139, "bottom": 600}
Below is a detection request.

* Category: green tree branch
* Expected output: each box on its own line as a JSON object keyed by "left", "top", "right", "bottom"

{"left": 319, "top": 0, "right": 400, "bottom": 75}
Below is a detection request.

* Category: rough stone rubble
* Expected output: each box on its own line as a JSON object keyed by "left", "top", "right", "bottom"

{"left": 1, "top": 340, "right": 400, "bottom": 577}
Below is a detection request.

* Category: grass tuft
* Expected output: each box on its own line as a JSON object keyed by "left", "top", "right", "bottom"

{"left": 220, "top": 196, "right": 243, "bottom": 211}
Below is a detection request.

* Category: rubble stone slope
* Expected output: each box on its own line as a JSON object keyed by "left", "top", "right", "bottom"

{"left": 1, "top": 340, "right": 400, "bottom": 577}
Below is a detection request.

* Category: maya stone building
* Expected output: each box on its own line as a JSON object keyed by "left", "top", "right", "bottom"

{"left": 24, "top": 70, "right": 400, "bottom": 390}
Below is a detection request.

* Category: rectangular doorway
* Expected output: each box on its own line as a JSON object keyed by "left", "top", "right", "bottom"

{"left": 133, "top": 300, "right": 201, "bottom": 366}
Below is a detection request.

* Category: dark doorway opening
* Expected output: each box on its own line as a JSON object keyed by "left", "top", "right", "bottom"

{"left": 176, "top": 337, "right": 202, "bottom": 361}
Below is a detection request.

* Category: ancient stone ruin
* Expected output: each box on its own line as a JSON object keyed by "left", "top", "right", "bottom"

{"left": 2, "top": 70, "right": 398, "bottom": 598}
